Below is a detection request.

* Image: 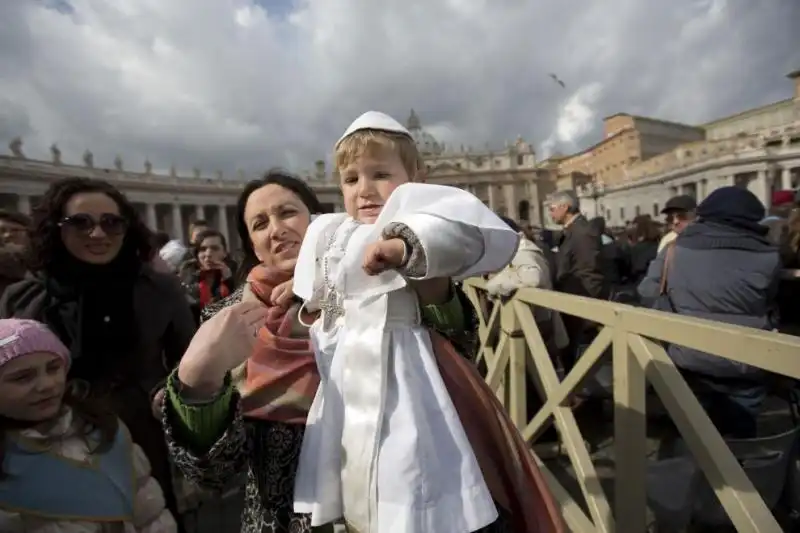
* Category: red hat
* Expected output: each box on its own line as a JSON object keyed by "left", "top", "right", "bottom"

{"left": 772, "top": 190, "right": 794, "bottom": 206}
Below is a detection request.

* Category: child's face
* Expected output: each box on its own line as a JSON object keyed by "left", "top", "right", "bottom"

{"left": 0, "top": 352, "right": 67, "bottom": 422}
{"left": 339, "top": 149, "right": 411, "bottom": 223}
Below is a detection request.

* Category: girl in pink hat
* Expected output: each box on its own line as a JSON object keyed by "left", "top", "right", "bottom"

{"left": 0, "top": 318, "right": 177, "bottom": 533}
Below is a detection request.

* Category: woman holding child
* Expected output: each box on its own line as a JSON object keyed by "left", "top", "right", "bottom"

{"left": 169, "top": 114, "right": 563, "bottom": 532}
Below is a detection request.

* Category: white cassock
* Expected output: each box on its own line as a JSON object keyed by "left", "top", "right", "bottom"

{"left": 292, "top": 183, "right": 519, "bottom": 533}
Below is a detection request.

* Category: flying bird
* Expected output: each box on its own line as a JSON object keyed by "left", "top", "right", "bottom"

{"left": 549, "top": 73, "right": 566, "bottom": 88}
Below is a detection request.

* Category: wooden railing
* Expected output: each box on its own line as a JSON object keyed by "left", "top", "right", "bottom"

{"left": 461, "top": 278, "right": 800, "bottom": 533}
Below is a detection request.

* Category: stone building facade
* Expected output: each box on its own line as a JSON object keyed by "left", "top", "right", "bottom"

{"left": 0, "top": 149, "right": 343, "bottom": 249}
{"left": 577, "top": 122, "right": 800, "bottom": 226}
{"left": 555, "top": 114, "right": 705, "bottom": 191}
{"left": 561, "top": 70, "right": 800, "bottom": 227}
{"left": 406, "top": 110, "right": 555, "bottom": 226}
{"left": 0, "top": 109, "right": 558, "bottom": 248}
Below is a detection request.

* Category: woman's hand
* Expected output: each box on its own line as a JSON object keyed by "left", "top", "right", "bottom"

{"left": 270, "top": 279, "right": 294, "bottom": 307}
{"left": 177, "top": 301, "right": 269, "bottom": 395}
{"left": 211, "top": 260, "right": 233, "bottom": 280}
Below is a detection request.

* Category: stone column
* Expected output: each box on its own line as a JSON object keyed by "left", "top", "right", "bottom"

{"left": 171, "top": 204, "right": 183, "bottom": 241}
{"left": 217, "top": 205, "right": 230, "bottom": 246}
{"left": 781, "top": 167, "right": 793, "bottom": 190}
{"left": 145, "top": 203, "right": 158, "bottom": 231}
{"left": 529, "top": 183, "right": 541, "bottom": 226}
{"left": 503, "top": 184, "right": 516, "bottom": 219}
{"left": 757, "top": 170, "right": 772, "bottom": 209}
{"left": 17, "top": 195, "right": 31, "bottom": 215}
{"left": 195, "top": 204, "right": 206, "bottom": 221}
{"left": 487, "top": 184, "right": 496, "bottom": 211}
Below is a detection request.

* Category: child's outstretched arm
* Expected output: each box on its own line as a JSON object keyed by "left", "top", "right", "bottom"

{"left": 381, "top": 218, "right": 484, "bottom": 280}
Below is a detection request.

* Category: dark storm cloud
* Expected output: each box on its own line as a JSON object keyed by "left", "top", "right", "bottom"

{"left": 0, "top": 0, "right": 797, "bottom": 176}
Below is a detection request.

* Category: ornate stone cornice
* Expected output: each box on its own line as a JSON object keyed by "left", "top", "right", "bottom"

{"left": 0, "top": 155, "right": 339, "bottom": 195}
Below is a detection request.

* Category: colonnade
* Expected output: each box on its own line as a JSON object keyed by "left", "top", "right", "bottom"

{"left": 0, "top": 193, "right": 238, "bottom": 249}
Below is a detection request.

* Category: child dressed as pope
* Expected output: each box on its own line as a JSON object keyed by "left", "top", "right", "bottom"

{"left": 292, "top": 111, "right": 565, "bottom": 533}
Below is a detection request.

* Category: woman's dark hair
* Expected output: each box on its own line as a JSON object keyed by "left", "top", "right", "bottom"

{"left": 0, "top": 384, "right": 118, "bottom": 478}
{"left": 153, "top": 231, "right": 171, "bottom": 250}
{"left": 26, "top": 177, "right": 154, "bottom": 271}
{"left": 589, "top": 216, "right": 607, "bottom": 235}
{"left": 632, "top": 216, "right": 661, "bottom": 243}
{"left": 497, "top": 215, "right": 522, "bottom": 233}
{"left": 235, "top": 169, "right": 325, "bottom": 282}
{"left": 192, "top": 228, "right": 228, "bottom": 259}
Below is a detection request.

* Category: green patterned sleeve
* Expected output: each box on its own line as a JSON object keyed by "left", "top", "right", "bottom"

{"left": 420, "top": 287, "right": 465, "bottom": 331}
{"left": 165, "top": 369, "right": 235, "bottom": 452}
{"left": 420, "top": 283, "right": 478, "bottom": 359}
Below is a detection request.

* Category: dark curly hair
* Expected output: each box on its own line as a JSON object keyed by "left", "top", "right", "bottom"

{"left": 235, "top": 169, "right": 325, "bottom": 282}
{"left": 27, "top": 177, "right": 154, "bottom": 272}
{"left": 191, "top": 228, "right": 228, "bottom": 259}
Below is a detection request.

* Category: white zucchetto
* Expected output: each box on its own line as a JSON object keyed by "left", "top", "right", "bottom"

{"left": 335, "top": 111, "right": 412, "bottom": 148}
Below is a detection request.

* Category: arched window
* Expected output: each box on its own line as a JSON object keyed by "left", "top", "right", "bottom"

{"left": 518, "top": 200, "right": 530, "bottom": 221}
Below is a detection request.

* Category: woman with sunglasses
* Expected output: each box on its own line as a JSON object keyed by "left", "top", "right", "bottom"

{"left": 0, "top": 177, "right": 196, "bottom": 531}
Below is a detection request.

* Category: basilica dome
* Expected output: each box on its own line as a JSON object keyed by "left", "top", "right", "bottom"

{"left": 406, "top": 109, "right": 443, "bottom": 156}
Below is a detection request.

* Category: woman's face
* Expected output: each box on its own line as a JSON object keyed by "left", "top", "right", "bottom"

{"left": 243, "top": 184, "right": 311, "bottom": 272}
{"left": 197, "top": 235, "right": 227, "bottom": 270}
{"left": 0, "top": 352, "right": 66, "bottom": 422}
{"left": 60, "top": 192, "right": 128, "bottom": 265}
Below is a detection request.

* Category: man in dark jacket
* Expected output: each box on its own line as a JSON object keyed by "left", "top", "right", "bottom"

{"left": 548, "top": 190, "right": 608, "bottom": 370}
{"left": 549, "top": 191, "right": 608, "bottom": 299}
{"left": 638, "top": 187, "right": 781, "bottom": 438}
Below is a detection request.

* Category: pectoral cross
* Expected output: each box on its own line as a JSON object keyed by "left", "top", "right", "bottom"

{"left": 319, "top": 289, "right": 342, "bottom": 331}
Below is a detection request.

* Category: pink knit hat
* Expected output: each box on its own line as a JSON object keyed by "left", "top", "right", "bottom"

{"left": 0, "top": 319, "right": 70, "bottom": 369}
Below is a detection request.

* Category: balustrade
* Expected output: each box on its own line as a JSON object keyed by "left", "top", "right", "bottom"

{"left": 462, "top": 278, "right": 800, "bottom": 532}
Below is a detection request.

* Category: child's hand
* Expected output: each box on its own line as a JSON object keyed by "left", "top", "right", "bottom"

{"left": 363, "top": 238, "right": 407, "bottom": 276}
{"left": 270, "top": 279, "right": 294, "bottom": 307}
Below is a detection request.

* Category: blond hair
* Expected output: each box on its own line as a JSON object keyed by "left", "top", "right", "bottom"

{"left": 335, "top": 129, "right": 423, "bottom": 178}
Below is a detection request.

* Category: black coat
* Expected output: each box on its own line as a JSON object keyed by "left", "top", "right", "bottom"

{"left": 554, "top": 215, "right": 608, "bottom": 300}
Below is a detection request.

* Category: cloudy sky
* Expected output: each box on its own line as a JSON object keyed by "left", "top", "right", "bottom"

{"left": 0, "top": 0, "right": 798, "bottom": 178}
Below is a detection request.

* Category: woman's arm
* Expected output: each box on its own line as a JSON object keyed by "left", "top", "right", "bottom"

{"left": 486, "top": 246, "right": 545, "bottom": 296}
{"left": 420, "top": 283, "right": 478, "bottom": 359}
{"left": 162, "top": 370, "right": 249, "bottom": 490}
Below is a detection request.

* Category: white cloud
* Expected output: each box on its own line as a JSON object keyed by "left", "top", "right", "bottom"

{"left": 541, "top": 82, "right": 605, "bottom": 158}
{"left": 0, "top": 0, "right": 797, "bottom": 177}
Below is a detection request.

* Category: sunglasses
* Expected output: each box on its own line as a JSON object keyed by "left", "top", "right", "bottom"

{"left": 58, "top": 213, "right": 129, "bottom": 236}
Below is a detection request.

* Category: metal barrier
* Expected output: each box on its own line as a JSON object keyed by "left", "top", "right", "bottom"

{"left": 461, "top": 278, "right": 800, "bottom": 533}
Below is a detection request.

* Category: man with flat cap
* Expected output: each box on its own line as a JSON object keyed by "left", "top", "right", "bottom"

{"left": 658, "top": 194, "right": 697, "bottom": 252}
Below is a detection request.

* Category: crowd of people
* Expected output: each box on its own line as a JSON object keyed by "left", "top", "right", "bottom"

{"left": 494, "top": 187, "right": 799, "bottom": 435}
{"left": 0, "top": 111, "right": 565, "bottom": 533}
{"left": 0, "top": 107, "right": 797, "bottom": 532}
